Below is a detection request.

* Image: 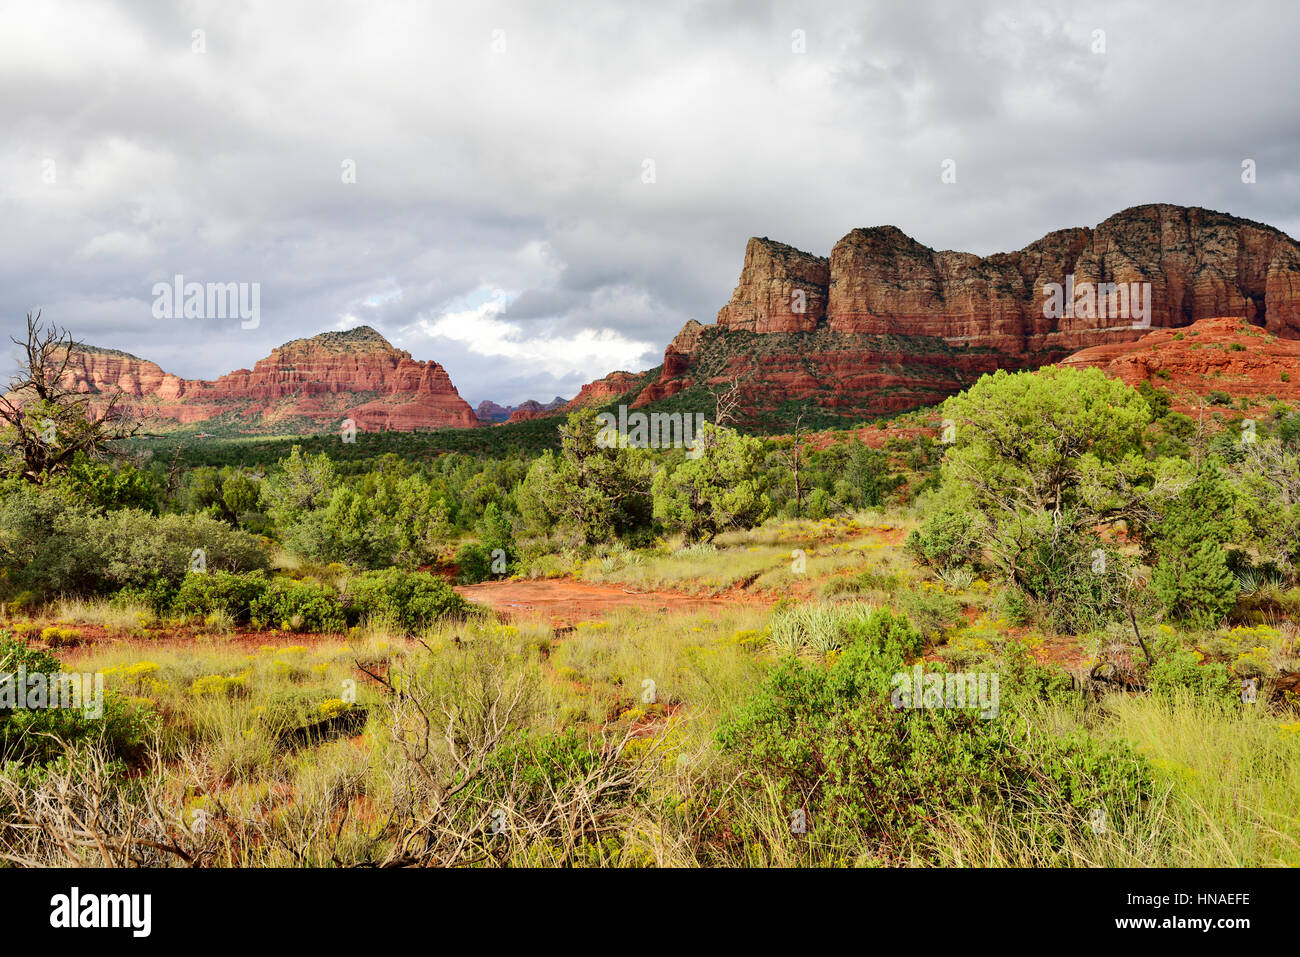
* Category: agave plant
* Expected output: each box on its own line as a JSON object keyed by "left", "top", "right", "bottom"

{"left": 766, "top": 602, "right": 870, "bottom": 658}
{"left": 1235, "top": 569, "right": 1263, "bottom": 596}
{"left": 935, "top": 566, "right": 975, "bottom": 591}
{"left": 1236, "top": 566, "right": 1286, "bottom": 596}
{"left": 673, "top": 541, "right": 718, "bottom": 559}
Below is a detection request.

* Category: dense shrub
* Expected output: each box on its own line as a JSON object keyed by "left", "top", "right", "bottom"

{"left": 474, "top": 502, "right": 516, "bottom": 571}
{"left": 249, "top": 578, "right": 346, "bottom": 633}
{"left": 171, "top": 570, "right": 271, "bottom": 623}
{"left": 0, "top": 481, "right": 98, "bottom": 598}
{"left": 718, "top": 608, "right": 1152, "bottom": 857}
{"left": 455, "top": 542, "right": 495, "bottom": 584}
{"left": 1145, "top": 631, "right": 1238, "bottom": 701}
{"left": 345, "top": 569, "right": 476, "bottom": 633}
{"left": 92, "top": 509, "right": 269, "bottom": 589}
{"left": 905, "top": 506, "right": 980, "bottom": 571}
{"left": 109, "top": 578, "right": 179, "bottom": 615}
{"left": 1152, "top": 540, "right": 1238, "bottom": 628}
{"left": 60, "top": 456, "right": 161, "bottom": 513}
{"left": 1011, "top": 521, "right": 1130, "bottom": 634}
{"left": 897, "top": 586, "right": 964, "bottom": 638}
{"left": 994, "top": 586, "right": 1033, "bottom": 626}
{"left": 0, "top": 482, "right": 269, "bottom": 601}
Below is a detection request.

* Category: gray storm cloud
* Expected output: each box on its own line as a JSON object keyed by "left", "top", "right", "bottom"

{"left": 1, "top": 0, "right": 1297, "bottom": 405}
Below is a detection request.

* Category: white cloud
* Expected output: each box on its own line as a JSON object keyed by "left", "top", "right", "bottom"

{"left": 413, "top": 288, "right": 655, "bottom": 385}
{"left": 76, "top": 229, "right": 156, "bottom": 261}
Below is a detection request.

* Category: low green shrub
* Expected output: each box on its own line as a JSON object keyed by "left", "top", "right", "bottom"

{"left": 249, "top": 578, "right": 346, "bottom": 633}
{"left": 1146, "top": 631, "right": 1238, "bottom": 702}
{"left": 109, "top": 577, "right": 178, "bottom": 615}
{"left": 171, "top": 570, "right": 270, "bottom": 623}
{"left": 905, "top": 507, "right": 981, "bottom": 571}
{"left": 455, "top": 542, "right": 495, "bottom": 584}
{"left": 995, "top": 586, "right": 1032, "bottom": 626}
{"left": 0, "top": 482, "right": 269, "bottom": 602}
{"left": 718, "top": 608, "right": 1152, "bottom": 859}
{"left": 345, "top": 569, "right": 476, "bottom": 633}
{"left": 897, "top": 586, "right": 964, "bottom": 638}
{"left": 0, "top": 636, "right": 155, "bottom": 772}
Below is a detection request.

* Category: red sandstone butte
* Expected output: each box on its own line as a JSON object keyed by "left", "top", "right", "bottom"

{"left": 61, "top": 326, "right": 479, "bottom": 432}
{"left": 638, "top": 204, "right": 1300, "bottom": 420}
{"left": 561, "top": 371, "right": 647, "bottom": 412}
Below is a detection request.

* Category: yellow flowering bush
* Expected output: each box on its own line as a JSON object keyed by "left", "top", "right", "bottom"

{"left": 40, "top": 626, "right": 80, "bottom": 647}
{"left": 318, "top": 697, "right": 352, "bottom": 719}
{"left": 188, "top": 672, "right": 249, "bottom": 697}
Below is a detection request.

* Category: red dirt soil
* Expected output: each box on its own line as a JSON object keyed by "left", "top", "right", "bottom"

{"left": 41, "top": 625, "right": 351, "bottom": 663}
{"left": 455, "top": 578, "right": 770, "bottom": 625}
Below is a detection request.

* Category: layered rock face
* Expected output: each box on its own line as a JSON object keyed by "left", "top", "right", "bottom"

{"left": 59, "top": 348, "right": 191, "bottom": 404}
{"left": 63, "top": 327, "right": 480, "bottom": 432}
{"left": 641, "top": 204, "right": 1300, "bottom": 424}
{"left": 715, "top": 238, "right": 829, "bottom": 334}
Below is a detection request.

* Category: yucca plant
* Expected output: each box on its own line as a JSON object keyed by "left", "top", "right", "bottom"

{"left": 1236, "top": 566, "right": 1286, "bottom": 596}
{"left": 935, "top": 567, "right": 975, "bottom": 591}
{"left": 766, "top": 602, "right": 862, "bottom": 658}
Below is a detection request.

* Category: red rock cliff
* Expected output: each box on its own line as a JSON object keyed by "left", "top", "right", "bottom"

{"left": 640, "top": 204, "right": 1300, "bottom": 424}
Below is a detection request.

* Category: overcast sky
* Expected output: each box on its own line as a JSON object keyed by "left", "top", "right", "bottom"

{"left": 2, "top": 0, "right": 1298, "bottom": 406}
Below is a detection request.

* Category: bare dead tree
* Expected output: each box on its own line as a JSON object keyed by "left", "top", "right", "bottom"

{"left": 777, "top": 413, "right": 808, "bottom": 516}
{"left": 711, "top": 376, "right": 742, "bottom": 428}
{"left": 0, "top": 310, "right": 144, "bottom": 482}
{"left": 0, "top": 738, "right": 222, "bottom": 867}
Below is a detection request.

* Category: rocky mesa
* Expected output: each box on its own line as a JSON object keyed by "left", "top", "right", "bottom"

{"left": 57, "top": 204, "right": 1300, "bottom": 435}
{"left": 634, "top": 204, "right": 1300, "bottom": 426}
{"left": 62, "top": 326, "right": 480, "bottom": 432}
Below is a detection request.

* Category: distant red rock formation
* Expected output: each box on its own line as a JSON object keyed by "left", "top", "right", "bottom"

{"left": 57, "top": 205, "right": 1300, "bottom": 435}
{"left": 475, "top": 400, "right": 511, "bottom": 422}
{"left": 504, "top": 396, "right": 567, "bottom": 423}
{"left": 561, "top": 371, "right": 645, "bottom": 412}
{"left": 60, "top": 327, "right": 479, "bottom": 432}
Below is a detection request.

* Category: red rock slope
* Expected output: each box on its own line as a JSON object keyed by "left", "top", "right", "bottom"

{"left": 1060, "top": 316, "right": 1300, "bottom": 413}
